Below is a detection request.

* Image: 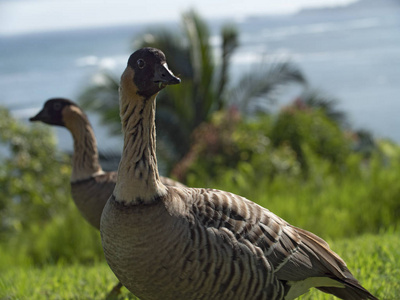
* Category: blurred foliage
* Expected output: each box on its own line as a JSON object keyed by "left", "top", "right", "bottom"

{"left": 0, "top": 107, "right": 69, "bottom": 234}
{"left": 175, "top": 101, "right": 351, "bottom": 182}
{"left": 295, "top": 88, "right": 348, "bottom": 127}
{"left": 79, "top": 10, "right": 305, "bottom": 170}
{"left": 270, "top": 104, "right": 350, "bottom": 175}
{"left": 78, "top": 73, "right": 121, "bottom": 134}
{"left": 0, "top": 107, "right": 103, "bottom": 268}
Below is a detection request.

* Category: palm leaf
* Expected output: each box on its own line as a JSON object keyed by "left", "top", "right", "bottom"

{"left": 78, "top": 72, "right": 121, "bottom": 134}
{"left": 182, "top": 10, "right": 217, "bottom": 124}
{"left": 228, "top": 62, "right": 306, "bottom": 114}
{"left": 216, "top": 24, "right": 239, "bottom": 109}
{"left": 299, "top": 88, "right": 348, "bottom": 127}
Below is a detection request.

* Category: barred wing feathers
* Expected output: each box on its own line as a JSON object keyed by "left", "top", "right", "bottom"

{"left": 173, "top": 187, "right": 377, "bottom": 300}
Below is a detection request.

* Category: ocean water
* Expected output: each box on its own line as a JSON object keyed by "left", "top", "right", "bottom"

{"left": 0, "top": 0, "right": 399, "bottom": 154}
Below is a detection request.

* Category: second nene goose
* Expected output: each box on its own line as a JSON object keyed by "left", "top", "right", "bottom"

{"left": 100, "top": 47, "right": 378, "bottom": 300}
{"left": 30, "top": 98, "right": 185, "bottom": 230}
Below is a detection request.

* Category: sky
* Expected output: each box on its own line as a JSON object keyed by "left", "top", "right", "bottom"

{"left": 0, "top": 0, "right": 358, "bottom": 36}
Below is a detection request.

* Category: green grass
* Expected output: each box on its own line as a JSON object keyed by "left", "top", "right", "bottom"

{"left": 0, "top": 262, "right": 137, "bottom": 300}
{"left": 1, "top": 230, "right": 399, "bottom": 300}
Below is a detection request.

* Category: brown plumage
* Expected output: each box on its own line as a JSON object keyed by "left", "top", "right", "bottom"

{"left": 100, "top": 47, "right": 378, "bottom": 300}
{"left": 30, "top": 98, "right": 185, "bottom": 229}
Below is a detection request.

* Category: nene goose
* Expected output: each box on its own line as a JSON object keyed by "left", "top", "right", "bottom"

{"left": 100, "top": 47, "right": 377, "bottom": 300}
{"left": 30, "top": 98, "right": 185, "bottom": 230}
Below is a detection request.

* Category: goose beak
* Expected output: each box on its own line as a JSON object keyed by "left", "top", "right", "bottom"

{"left": 29, "top": 109, "right": 48, "bottom": 122}
{"left": 153, "top": 63, "right": 181, "bottom": 87}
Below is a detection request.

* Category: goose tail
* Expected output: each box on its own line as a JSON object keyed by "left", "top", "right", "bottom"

{"left": 317, "top": 273, "right": 378, "bottom": 300}
{"left": 294, "top": 226, "right": 378, "bottom": 300}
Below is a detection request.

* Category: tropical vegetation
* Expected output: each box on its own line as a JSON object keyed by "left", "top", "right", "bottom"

{"left": 79, "top": 10, "right": 305, "bottom": 170}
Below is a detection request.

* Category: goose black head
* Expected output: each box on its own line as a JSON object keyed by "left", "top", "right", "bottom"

{"left": 29, "top": 98, "right": 78, "bottom": 127}
{"left": 125, "top": 47, "right": 181, "bottom": 98}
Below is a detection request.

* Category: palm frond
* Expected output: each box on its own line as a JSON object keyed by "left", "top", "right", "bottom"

{"left": 228, "top": 62, "right": 306, "bottom": 114}
{"left": 78, "top": 72, "right": 121, "bottom": 134}
{"left": 216, "top": 24, "right": 239, "bottom": 109}
{"left": 156, "top": 113, "right": 190, "bottom": 156}
{"left": 299, "top": 88, "right": 348, "bottom": 127}
{"left": 182, "top": 10, "right": 217, "bottom": 124}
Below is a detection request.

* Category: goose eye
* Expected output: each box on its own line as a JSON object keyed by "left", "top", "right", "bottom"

{"left": 137, "top": 59, "right": 146, "bottom": 69}
{"left": 53, "top": 102, "right": 62, "bottom": 111}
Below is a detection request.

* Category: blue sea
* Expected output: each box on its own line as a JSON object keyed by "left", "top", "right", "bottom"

{"left": 1, "top": 0, "right": 399, "bottom": 153}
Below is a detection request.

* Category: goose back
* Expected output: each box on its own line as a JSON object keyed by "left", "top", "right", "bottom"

{"left": 71, "top": 172, "right": 117, "bottom": 229}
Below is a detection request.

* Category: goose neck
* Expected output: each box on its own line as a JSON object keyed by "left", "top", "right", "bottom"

{"left": 63, "top": 106, "right": 103, "bottom": 182}
{"left": 114, "top": 91, "right": 167, "bottom": 204}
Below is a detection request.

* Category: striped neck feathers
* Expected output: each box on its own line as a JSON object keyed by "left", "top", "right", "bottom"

{"left": 62, "top": 105, "right": 104, "bottom": 182}
{"left": 114, "top": 71, "right": 167, "bottom": 205}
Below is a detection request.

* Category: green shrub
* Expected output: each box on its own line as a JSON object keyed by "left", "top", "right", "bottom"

{"left": 0, "top": 107, "right": 70, "bottom": 235}
{"left": 270, "top": 106, "right": 350, "bottom": 173}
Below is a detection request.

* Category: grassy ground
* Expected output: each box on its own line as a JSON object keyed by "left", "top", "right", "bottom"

{"left": 1, "top": 230, "right": 398, "bottom": 300}
{"left": 0, "top": 263, "right": 135, "bottom": 300}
